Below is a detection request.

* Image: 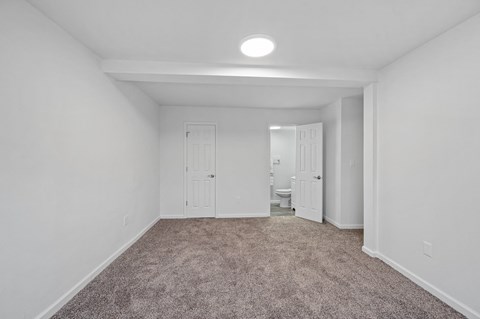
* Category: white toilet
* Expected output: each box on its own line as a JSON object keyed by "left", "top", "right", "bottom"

{"left": 275, "top": 189, "right": 292, "bottom": 208}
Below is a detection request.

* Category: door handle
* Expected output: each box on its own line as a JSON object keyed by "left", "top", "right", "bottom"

{"left": 313, "top": 175, "right": 322, "bottom": 180}
{"left": 208, "top": 174, "right": 215, "bottom": 178}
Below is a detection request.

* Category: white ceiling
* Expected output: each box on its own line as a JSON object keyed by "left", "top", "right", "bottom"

{"left": 28, "top": 0, "right": 480, "bottom": 68}
{"left": 28, "top": 0, "right": 480, "bottom": 108}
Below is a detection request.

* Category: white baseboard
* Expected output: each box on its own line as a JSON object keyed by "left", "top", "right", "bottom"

{"left": 362, "top": 247, "right": 479, "bottom": 319}
{"left": 35, "top": 216, "right": 161, "bottom": 319}
{"left": 361, "top": 245, "right": 378, "bottom": 258}
{"left": 160, "top": 214, "right": 186, "bottom": 219}
{"left": 161, "top": 213, "right": 270, "bottom": 219}
{"left": 325, "top": 216, "right": 364, "bottom": 229}
{"left": 161, "top": 213, "right": 269, "bottom": 219}
{"left": 216, "top": 212, "right": 270, "bottom": 218}
{"left": 324, "top": 216, "right": 337, "bottom": 226}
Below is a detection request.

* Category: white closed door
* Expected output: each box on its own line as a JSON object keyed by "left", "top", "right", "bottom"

{"left": 185, "top": 124, "right": 216, "bottom": 218}
{"left": 295, "top": 123, "right": 323, "bottom": 223}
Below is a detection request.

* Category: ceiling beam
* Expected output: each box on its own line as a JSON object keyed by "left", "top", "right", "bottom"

{"left": 102, "top": 60, "right": 377, "bottom": 88}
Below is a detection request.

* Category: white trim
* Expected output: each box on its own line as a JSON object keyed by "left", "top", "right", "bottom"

{"left": 216, "top": 213, "right": 270, "bottom": 218}
{"left": 270, "top": 200, "right": 281, "bottom": 204}
{"left": 363, "top": 84, "right": 379, "bottom": 252}
{"left": 362, "top": 249, "right": 479, "bottom": 319}
{"left": 361, "top": 245, "right": 378, "bottom": 258}
{"left": 325, "top": 216, "right": 341, "bottom": 228}
{"left": 184, "top": 122, "right": 217, "bottom": 219}
{"left": 160, "top": 214, "right": 187, "bottom": 219}
{"left": 335, "top": 99, "right": 343, "bottom": 225}
{"left": 183, "top": 122, "right": 188, "bottom": 219}
{"left": 325, "top": 216, "right": 364, "bottom": 229}
{"left": 35, "top": 216, "right": 161, "bottom": 319}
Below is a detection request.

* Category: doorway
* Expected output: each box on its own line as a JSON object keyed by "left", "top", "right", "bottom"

{"left": 269, "top": 125, "right": 296, "bottom": 217}
{"left": 269, "top": 123, "right": 324, "bottom": 222}
{"left": 184, "top": 123, "right": 216, "bottom": 218}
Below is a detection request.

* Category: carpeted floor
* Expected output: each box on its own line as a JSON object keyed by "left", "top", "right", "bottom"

{"left": 52, "top": 217, "right": 464, "bottom": 319}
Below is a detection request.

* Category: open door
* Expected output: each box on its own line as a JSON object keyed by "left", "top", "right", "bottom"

{"left": 295, "top": 123, "right": 323, "bottom": 223}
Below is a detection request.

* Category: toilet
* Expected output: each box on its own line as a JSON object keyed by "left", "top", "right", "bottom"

{"left": 275, "top": 189, "right": 292, "bottom": 208}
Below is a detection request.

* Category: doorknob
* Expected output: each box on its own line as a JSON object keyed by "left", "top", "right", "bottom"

{"left": 208, "top": 174, "right": 215, "bottom": 178}
{"left": 313, "top": 175, "right": 322, "bottom": 180}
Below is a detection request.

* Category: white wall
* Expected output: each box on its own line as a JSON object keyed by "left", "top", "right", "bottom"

{"left": 159, "top": 106, "right": 323, "bottom": 218}
{"left": 377, "top": 13, "right": 480, "bottom": 317}
{"left": 340, "top": 97, "right": 364, "bottom": 226}
{"left": 318, "top": 100, "right": 341, "bottom": 222}
{"left": 320, "top": 98, "right": 364, "bottom": 228}
{"left": 270, "top": 127, "right": 296, "bottom": 201}
{"left": 0, "top": 1, "right": 161, "bottom": 318}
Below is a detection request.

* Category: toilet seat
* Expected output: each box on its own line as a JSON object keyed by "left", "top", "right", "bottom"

{"left": 275, "top": 188, "right": 291, "bottom": 194}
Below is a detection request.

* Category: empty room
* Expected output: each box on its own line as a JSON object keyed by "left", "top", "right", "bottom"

{"left": 1, "top": 0, "right": 480, "bottom": 318}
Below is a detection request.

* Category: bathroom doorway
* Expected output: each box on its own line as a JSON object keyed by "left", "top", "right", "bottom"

{"left": 269, "top": 125, "right": 296, "bottom": 216}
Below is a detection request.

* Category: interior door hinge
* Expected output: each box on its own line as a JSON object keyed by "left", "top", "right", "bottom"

{"left": 186, "top": 201, "right": 188, "bottom": 206}
{"left": 186, "top": 131, "right": 190, "bottom": 138}
{"left": 186, "top": 166, "right": 188, "bottom": 172}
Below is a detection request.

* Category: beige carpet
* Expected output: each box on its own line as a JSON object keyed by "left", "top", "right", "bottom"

{"left": 52, "top": 217, "right": 464, "bottom": 319}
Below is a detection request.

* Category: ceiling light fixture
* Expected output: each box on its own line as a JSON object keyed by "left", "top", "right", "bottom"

{"left": 240, "top": 35, "right": 275, "bottom": 57}
{"left": 269, "top": 126, "right": 281, "bottom": 130}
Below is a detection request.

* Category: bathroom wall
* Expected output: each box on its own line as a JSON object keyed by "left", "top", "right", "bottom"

{"left": 270, "top": 127, "right": 296, "bottom": 202}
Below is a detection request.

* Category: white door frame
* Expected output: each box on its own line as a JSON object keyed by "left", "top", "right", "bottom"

{"left": 184, "top": 122, "right": 217, "bottom": 218}
{"left": 362, "top": 84, "right": 379, "bottom": 255}
{"left": 267, "top": 123, "right": 297, "bottom": 215}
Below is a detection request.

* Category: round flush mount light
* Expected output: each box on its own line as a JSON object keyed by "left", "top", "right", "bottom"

{"left": 240, "top": 35, "right": 275, "bottom": 57}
